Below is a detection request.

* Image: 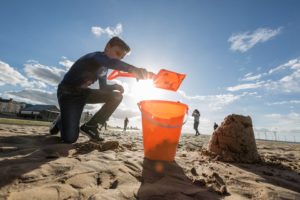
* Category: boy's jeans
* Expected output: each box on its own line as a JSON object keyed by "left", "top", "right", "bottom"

{"left": 56, "top": 85, "right": 122, "bottom": 143}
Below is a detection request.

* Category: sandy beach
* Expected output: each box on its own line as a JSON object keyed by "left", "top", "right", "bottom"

{"left": 0, "top": 124, "right": 299, "bottom": 200}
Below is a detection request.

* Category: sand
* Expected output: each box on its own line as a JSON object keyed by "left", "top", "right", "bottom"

{"left": 0, "top": 124, "right": 299, "bottom": 200}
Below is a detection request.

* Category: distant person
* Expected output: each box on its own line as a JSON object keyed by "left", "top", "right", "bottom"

{"left": 192, "top": 109, "right": 200, "bottom": 136}
{"left": 49, "top": 36, "right": 153, "bottom": 143}
{"left": 124, "top": 117, "right": 129, "bottom": 131}
{"left": 214, "top": 122, "right": 218, "bottom": 130}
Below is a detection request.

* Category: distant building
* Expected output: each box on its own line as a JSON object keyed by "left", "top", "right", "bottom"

{"left": 19, "top": 105, "right": 60, "bottom": 121}
{"left": 0, "top": 98, "right": 26, "bottom": 113}
{"left": 0, "top": 97, "right": 94, "bottom": 123}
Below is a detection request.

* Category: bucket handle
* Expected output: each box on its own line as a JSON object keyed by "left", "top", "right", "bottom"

{"left": 138, "top": 103, "right": 188, "bottom": 129}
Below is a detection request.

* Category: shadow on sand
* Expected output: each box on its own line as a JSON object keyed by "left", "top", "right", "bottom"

{"left": 0, "top": 134, "right": 94, "bottom": 191}
{"left": 232, "top": 159, "right": 300, "bottom": 194}
{"left": 137, "top": 158, "right": 221, "bottom": 200}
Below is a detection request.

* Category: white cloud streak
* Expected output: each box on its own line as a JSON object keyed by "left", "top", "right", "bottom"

{"left": 0, "top": 60, "right": 28, "bottom": 86}
{"left": 178, "top": 90, "right": 251, "bottom": 111}
{"left": 4, "top": 89, "right": 57, "bottom": 105}
{"left": 24, "top": 60, "right": 66, "bottom": 86}
{"left": 266, "top": 100, "right": 300, "bottom": 106}
{"left": 91, "top": 23, "right": 123, "bottom": 38}
{"left": 242, "top": 73, "right": 263, "bottom": 81}
{"left": 263, "top": 112, "right": 300, "bottom": 130}
{"left": 227, "top": 82, "right": 264, "bottom": 92}
{"left": 0, "top": 60, "right": 48, "bottom": 89}
{"left": 228, "top": 27, "right": 282, "bottom": 52}
{"left": 268, "top": 59, "right": 300, "bottom": 74}
{"left": 59, "top": 57, "right": 74, "bottom": 70}
{"left": 228, "top": 58, "right": 300, "bottom": 93}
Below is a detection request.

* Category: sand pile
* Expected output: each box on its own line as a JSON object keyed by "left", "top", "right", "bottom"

{"left": 208, "top": 114, "right": 260, "bottom": 163}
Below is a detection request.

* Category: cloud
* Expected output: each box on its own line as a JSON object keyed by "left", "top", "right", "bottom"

{"left": 263, "top": 112, "right": 300, "bottom": 131}
{"left": 24, "top": 60, "right": 66, "bottom": 86}
{"left": 228, "top": 58, "right": 300, "bottom": 93}
{"left": 263, "top": 59, "right": 300, "bottom": 93}
{"left": 91, "top": 23, "right": 123, "bottom": 38}
{"left": 59, "top": 57, "right": 74, "bottom": 70}
{"left": 266, "top": 100, "right": 300, "bottom": 106}
{"left": 265, "top": 71, "right": 300, "bottom": 93}
{"left": 112, "top": 107, "right": 140, "bottom": 119}
{"left": 228, "top": 27, "right": 282, "bottom": 52}
{"left": 263, "top": 58, "right": 300, "bottom": 92}
{"left": 0, "top": 60, "right": 29, "bottom": 86}
{"left": 178, "top": 90, "right": 247, "bottom": 111}
{"left": 268, "top": 59, "right": 300, "bottom": 74}
{"left": 227, "top": 82, "right": 264, "bottom": 92}
{"left": 0, "top": 60, "right": 48, "bottom": 89}
{"left": 4, "top": 89, "right": 57, "bottom": 105}
{"left": 241, "top": 73, "right": 263, "bottom": 81}
{"left": 24, "top": 80, "right": 48, "bottom": 89}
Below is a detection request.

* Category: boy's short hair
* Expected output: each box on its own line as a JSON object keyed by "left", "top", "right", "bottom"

{"left": 105, "top": 36, "right": 130, "bottom": 53}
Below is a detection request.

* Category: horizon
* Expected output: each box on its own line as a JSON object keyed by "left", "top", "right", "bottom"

{"left": 0, "top": 0, "right": 299, "bottom": 142}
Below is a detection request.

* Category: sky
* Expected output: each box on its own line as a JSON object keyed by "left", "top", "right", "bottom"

{"left": 0, "top": 0, "right": 300, "bottom": 141}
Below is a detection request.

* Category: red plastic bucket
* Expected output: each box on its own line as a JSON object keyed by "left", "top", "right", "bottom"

{"left": 138, "top": 100, "right": 188, "bottom": 161}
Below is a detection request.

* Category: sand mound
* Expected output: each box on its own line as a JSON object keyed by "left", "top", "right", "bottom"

{"left": 208, "top": 114, "right": 260, "bottom": 163}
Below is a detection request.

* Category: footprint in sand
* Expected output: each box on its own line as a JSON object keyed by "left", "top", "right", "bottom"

{"left": 0, "top": 146, "right": 19, "bottom": 153}
{"left": 75, "top": 140, "right": 119, "bottom": 154}
{"left": 96, "top": 171, "right": 119, "bottom": 189}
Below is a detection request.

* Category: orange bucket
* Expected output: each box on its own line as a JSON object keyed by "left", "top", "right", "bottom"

{"left": 138, "top": 100, "right": 188, "bottom": 161}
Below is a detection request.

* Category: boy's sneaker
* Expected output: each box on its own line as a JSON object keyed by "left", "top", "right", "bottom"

{"left": 49, "top": 118, "right": 60, "bottom": 135}
{"left": 80, "top": 124, "right": 104, "bottom": 141}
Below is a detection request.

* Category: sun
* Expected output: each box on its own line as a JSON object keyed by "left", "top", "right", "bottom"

{"left": 130, "top": 79, "right": 164, "bottom": 102}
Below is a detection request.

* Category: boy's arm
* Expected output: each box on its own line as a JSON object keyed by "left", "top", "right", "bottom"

{"left": 98, "top": 76, "right": 107, "bottom": 89}
{"left": 98, "top": 74, "right": 124, "bottom": 93}
{"left": 95, "top": 54, "right": 149, "bottom": 79}
{"left": 95, "top": 53, "right": 136, "bottom": 72}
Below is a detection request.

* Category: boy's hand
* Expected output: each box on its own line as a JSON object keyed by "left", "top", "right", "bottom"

{"left": 131, "top": 67, "right": 150, "bottom": 80}
{"left": 113, "top": 84, "right": 124, "bottom": 94}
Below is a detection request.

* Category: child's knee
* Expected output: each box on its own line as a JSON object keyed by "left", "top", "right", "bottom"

{"left": 113, "top": 92, "right": 123, "bottom": 102}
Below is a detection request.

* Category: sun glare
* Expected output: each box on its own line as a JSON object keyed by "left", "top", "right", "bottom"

{"left": 130, "top": 79, "right": 164, "bottom": 102}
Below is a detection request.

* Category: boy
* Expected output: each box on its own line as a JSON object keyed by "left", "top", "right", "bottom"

{"left": 50, "top": 37, "right": 151, "bottom": 143}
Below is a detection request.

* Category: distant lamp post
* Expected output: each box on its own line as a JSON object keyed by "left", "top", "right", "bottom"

{"left": 273, "top": 128, "right": 277, "bottom": 141}
{"left": 264, "top": 131, "right": 267, "bottom": 140}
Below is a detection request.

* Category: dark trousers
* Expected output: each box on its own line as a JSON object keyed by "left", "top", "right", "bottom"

{"left": 124, "top": 122, "right": 128, "bottom": 131}
{"left": 56, "top": 85, "right": 122, "bottom": 143}
{"left": 194, "top": 121, "right": 200, "bottom": 135}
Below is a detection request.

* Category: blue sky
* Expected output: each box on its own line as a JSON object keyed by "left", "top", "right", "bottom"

{"left": 0, "top": 0, "right": 300, "bottom": 141}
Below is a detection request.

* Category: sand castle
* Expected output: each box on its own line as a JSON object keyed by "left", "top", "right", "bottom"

{"left": 208, "top": 114, "right": 260, "bottom": 163}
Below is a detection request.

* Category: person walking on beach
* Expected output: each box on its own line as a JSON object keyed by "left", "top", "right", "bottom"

{"left": 124, "top": 117, "right": 129, "bottom": 131}
{"left": 49, "top": 36, "right": 153, "bottom": 143}
{"left": 192, "top": 109, "right": 200, "bottom": 136}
